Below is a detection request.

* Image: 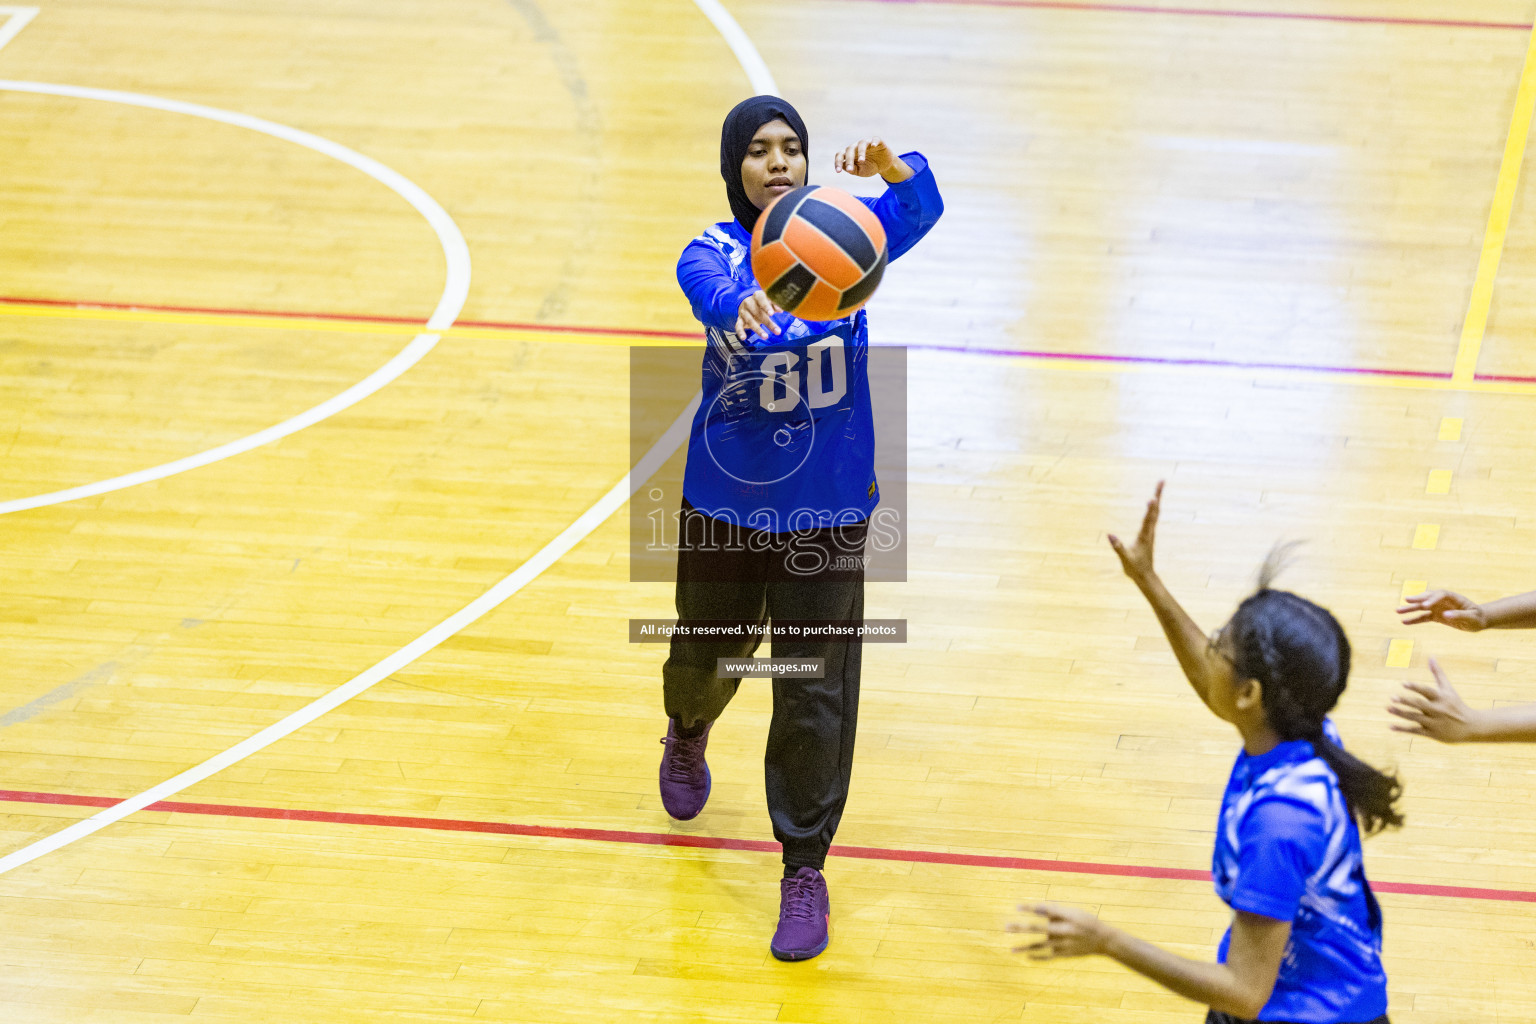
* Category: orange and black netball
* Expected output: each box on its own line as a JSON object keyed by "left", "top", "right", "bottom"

{"left": 750, "top": 185, "right": 889, "bottom": 322}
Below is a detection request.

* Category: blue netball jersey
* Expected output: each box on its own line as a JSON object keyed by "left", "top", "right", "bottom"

{"left": 674, "top": 153, "right": 941, "bottom": 532}
{"left": 1213, "top": 718, "right": 1389, "bottom": 1023}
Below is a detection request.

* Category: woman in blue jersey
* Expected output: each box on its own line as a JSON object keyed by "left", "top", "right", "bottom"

{"left": 1011, "top": 483, "right": 1402, "bottom": 1024}
{"left": 657, "top": 95, "right": 942, "bottom": 962}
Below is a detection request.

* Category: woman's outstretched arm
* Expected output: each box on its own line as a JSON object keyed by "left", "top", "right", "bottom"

{"left": 1010, "top": 903, "right": 1289, "bottom": 1019}
{"left": 1109, "top": 482, "right": 1224, "bottom": 712}
{"left": 1399, "top": 587, "right": 1536, "bottom": 632}
{"left": 1391, "top": 658, "right": 1536, "bottom": 743}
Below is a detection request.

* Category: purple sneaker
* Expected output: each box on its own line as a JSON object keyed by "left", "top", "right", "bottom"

{"left": 771, "top": 867, "right": 831, "bottom": 961}
{"left": 658, "top": 718, "right": 711, "bottom": 820}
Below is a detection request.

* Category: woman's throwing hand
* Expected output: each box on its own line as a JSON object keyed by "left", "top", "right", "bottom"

{"left": 735, "top": 290, "right": 783, "bottom": 342}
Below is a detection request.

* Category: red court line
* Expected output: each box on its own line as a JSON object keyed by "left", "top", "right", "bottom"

{"left": 841, "top": 0, "right": 1531, "bottom": 31}
{"left": 0, "top": 295, "right": 700, "bottom": 341}
{"left": 2, "top": 788, "right": 1531, "bottom": 903}
{"left": 0, "top": 294, "right": 428, "bottom": 327}
{"left": 0, "top": 295, "right": 1456, "bottom": 382}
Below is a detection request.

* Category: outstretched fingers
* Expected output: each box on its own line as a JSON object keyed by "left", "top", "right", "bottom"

{"left": 1107, "top": 482, "right": 1168, "bottom": 583}
{"left": 1008, "top": 903, "right": 1061, "bottom": 957}
{"left": 1138, "top": 483, "right": 1163, "bottom": 545}
{"left": 1387, "top": 658, "right": 1475, "bottom": 742}
{"left": 1387, "top": 700, "right": 1428, "bottom": 724}
{"left": 1428, "top": 657, "right": 1463, "bottom": 694}
{"left": 735, "top": 290, "right": 783, "bottom": 341}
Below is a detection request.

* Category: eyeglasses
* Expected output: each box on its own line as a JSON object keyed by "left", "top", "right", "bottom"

{"left": 1207, "top": 627, "right": 1237, "bottom": 666}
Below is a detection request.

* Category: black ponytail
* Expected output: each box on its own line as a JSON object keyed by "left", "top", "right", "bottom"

{"left": 1224, "top": 548, "right": 1404, "bottom": 836}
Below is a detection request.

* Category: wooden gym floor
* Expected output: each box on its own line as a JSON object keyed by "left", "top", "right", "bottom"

{"left": 3, "top": 0, "right": 1536, "bottom": 1020}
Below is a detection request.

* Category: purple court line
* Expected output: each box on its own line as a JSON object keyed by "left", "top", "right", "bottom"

{"left": 901, "top": 341, "right": 1454, "bottom": 380}
{"left": 836, "top": 0, "right": 1532, "bottom": 31}
{"left": 1470, "top": 371, "right": 1536, "bottom": 383}
{"left": 1, "top": 788, "right": 1531, "bottom": 903}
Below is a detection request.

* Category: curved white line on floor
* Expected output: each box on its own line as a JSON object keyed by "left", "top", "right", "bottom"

{"left": 0, "top": 7, "right": 39, "bottom": 54}
{"left": 691, "top": 0, "right": 778, "bottom": 94}
{"left": 0, "top": 1, "right": 771, "bottom": 874}
{"left": 0, "top": 393, "right": 701, "bottom": 876}
{"left": 0, "top": 79, "right": 471, "bottom": 516}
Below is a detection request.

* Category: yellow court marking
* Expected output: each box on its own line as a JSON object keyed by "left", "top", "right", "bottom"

{"left": 1453, "top": 22, "right": 1536, "bottom": 384}
{"left": 1426, "top": 469, "right": 1453, "bottom": 494}
{"left": 1386, "top": 638, "right": 1415, "bottom": 668}
{"left": 1402, "top": 579, "right": 1427, "bottom": 601}
{"left": 1438, "top": 416, "right": 1464, "bottom": 441}
{"left": 1412, "top": 523, "right": 1441, "bottom": 550}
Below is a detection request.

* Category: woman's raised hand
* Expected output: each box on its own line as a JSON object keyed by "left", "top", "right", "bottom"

{"left": 1108, "top": 481, "right": 1164, "bottom": 585}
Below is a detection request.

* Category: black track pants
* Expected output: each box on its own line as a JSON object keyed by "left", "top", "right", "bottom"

{"left": 662, "top": 500, "right": 866, "bottom": 871}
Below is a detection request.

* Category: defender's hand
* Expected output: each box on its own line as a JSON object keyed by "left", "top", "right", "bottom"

{"left": 1397, "top": 589, "right": 1487, "bottom": 632}
{"left": 1389, "top": 658, "right": 1483, "bottom": 743}
{"left": 1108, "top": 481, "right": 1164, "bottom": 585}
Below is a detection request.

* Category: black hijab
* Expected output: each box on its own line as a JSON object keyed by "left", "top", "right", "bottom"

{"left": 720, "top": 95, "right": 809, "bottom": 232}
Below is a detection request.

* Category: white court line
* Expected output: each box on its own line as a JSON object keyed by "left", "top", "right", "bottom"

{"left": 0, "top": 394, "right": 700, "bottom": 875}
{"left": 0, "top": 80, "right": 471, "bottom": 516}
{"left": 691, "top": 0, "right": 778, "bottom": 94}
{"left": 0, "top": 0, "right": 771, "bottom": 873}
{"left": 0, "top": 7, "right": 38, "bottom": 54}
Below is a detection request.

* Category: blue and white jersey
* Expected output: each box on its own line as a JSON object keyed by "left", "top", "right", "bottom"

{"left": 675, "top": 152, "right": 942, "bottom": 532}
{"left": 1213, "top": 718, "right": 1389, "bottom": 1023}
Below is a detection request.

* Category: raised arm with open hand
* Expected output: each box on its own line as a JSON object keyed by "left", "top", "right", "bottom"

{"left": 1107, "top": 481, "right": 1161, "bottom": 585}
{"left": 1108, "top": 483, "right": 1222, "bottom": 712}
